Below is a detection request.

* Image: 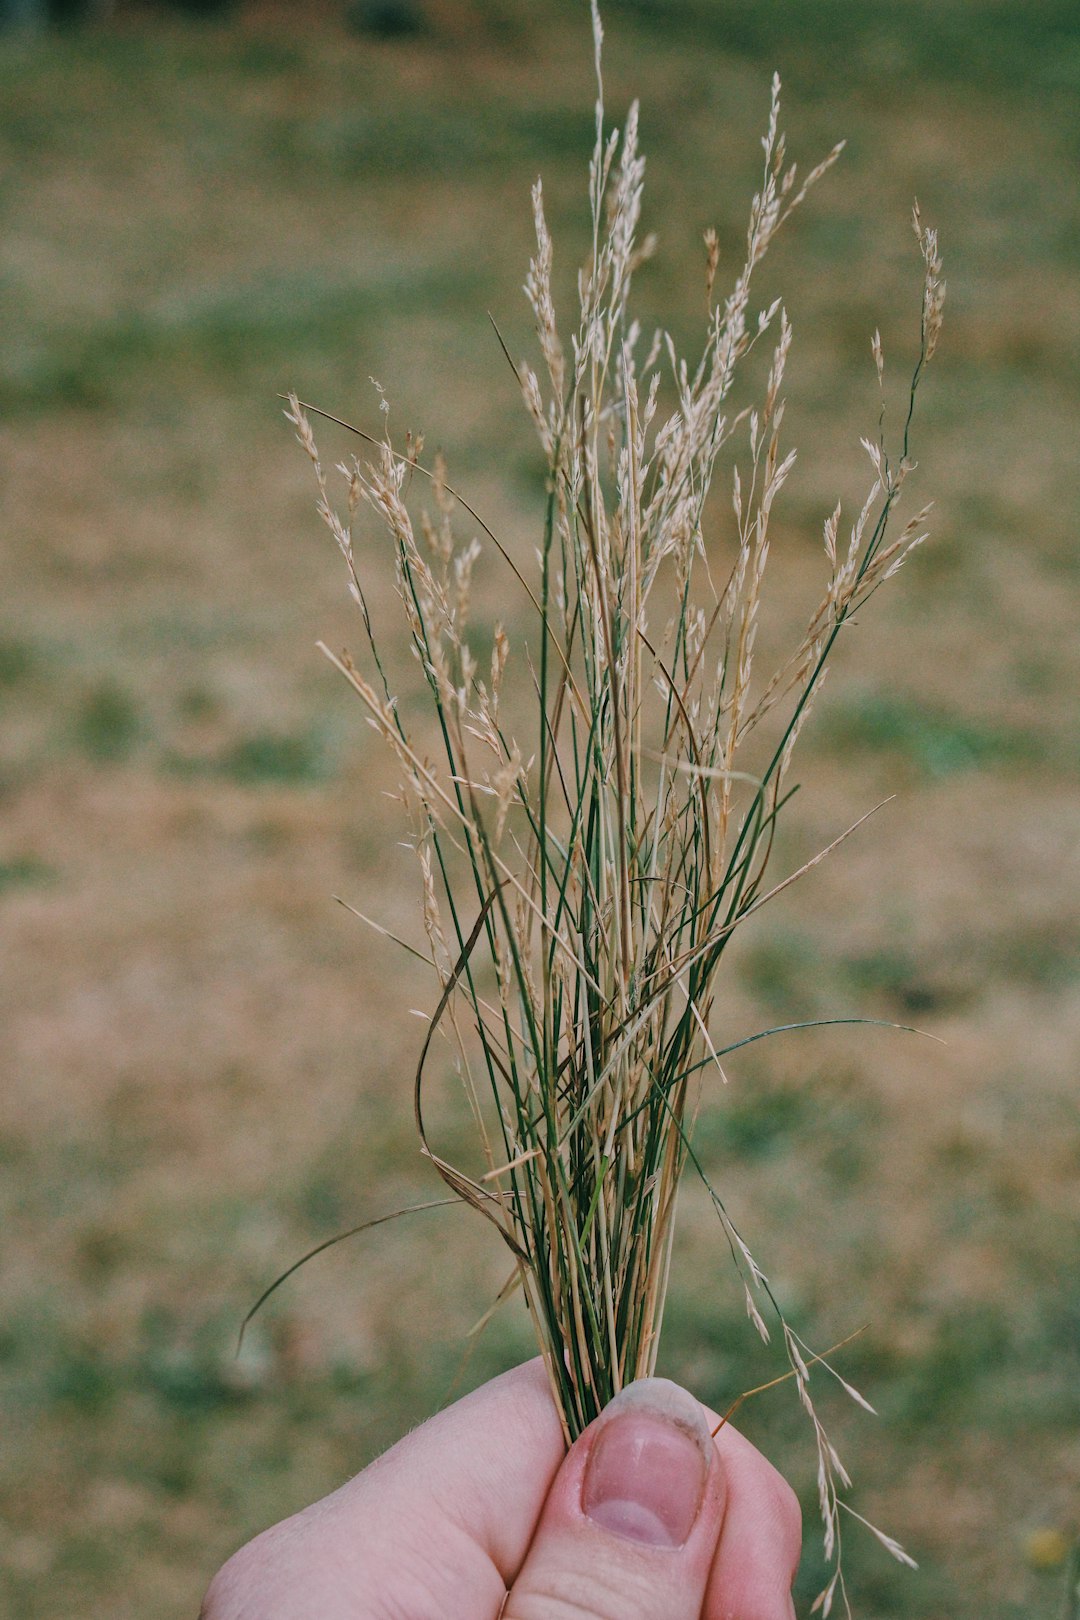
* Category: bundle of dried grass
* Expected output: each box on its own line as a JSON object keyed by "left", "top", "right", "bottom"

{"left": 287, "top": 6, "right": 943, "bottom": 1609}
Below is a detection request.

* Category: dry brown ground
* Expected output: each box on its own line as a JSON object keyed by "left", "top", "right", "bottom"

{"left": 1, "top": 4, "right": 1078, "bottom": 1615}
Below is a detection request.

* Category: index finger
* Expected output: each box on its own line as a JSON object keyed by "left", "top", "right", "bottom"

{"left": 702, "top": 1410, "right": 802, "bottom": 1620}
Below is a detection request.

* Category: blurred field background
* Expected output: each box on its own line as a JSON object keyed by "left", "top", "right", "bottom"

{"left": 2, "top": 1, "right": 1079, "bottom": 1615}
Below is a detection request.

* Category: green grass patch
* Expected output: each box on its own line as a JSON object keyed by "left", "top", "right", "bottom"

{"left": 72, "top": 681, "right": 142, "bottom": 764}
{"left": 893, "top": 1304, "right": 1012, "bottom": 1428}
{"left": 694, "top": 1078, "right": 811, "bottom": 1162}
{"left": 45, "top": 1342, "right": 116, "bottom": 1416}
{"left": 0, "top": 263, "right": 488, "bottom": 414}
{"left": 738, "top": 929, "right": 823, "bottom": 1019}
{"left": 985, "top": 924, "right": 1080, "bottom": 991}
{"left": 841, "top": 944, "right": 973, "bottom": 1015}
{"left": 162, "top": 722, "right": 337, "bottom": 786}
{"left": 822, "top": 689, "right": 1036, "bottom": 777}
{"left": 217, "top": 729, "right": 331, "bottom": 786}
{"left": 0, "top": 635, "right": 37, "bottom": 687}
{"left": 0, "top": 855, "right": 55, "bottom": 894}
{"left": 694, "top": 1062, "right": 880, "bottom": 1190}
{"left": 608, "top": 0, "right": 1080, "bottom": 100}
{"left": 287, "top": 100, "right": 598, "bottom": 180}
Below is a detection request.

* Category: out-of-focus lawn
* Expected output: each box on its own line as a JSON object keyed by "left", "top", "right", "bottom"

{"left": 1, "top": 2, "right": 1078, "bottom": 1615}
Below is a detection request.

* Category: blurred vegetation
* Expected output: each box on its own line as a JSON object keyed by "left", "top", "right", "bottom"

{"left": 1, "top": 3, "right": 1078, "bottom": 1617}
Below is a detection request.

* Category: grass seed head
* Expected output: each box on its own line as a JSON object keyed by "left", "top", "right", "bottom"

{"left": 297, "top": 21, "right": 942, "bottom": 1610}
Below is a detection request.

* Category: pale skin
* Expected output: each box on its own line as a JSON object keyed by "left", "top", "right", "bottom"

{"left": 201, "top": 1359, "right": 802, "bottom": 1620}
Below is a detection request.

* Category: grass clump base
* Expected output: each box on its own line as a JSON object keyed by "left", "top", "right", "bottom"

{"left": 288, "top": 7, "right": 944, "bottom": 1611}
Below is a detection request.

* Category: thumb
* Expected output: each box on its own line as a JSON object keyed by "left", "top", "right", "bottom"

{"left": 504, "top": 1378, "right": 726, "bottom": 1620}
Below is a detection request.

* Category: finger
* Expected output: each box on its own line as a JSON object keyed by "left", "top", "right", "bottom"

{"left": 504, "top": 1378, "right": 727, "bottom": 1620}
{"left": 202, "top": 1358, "right": 566, "bottom": 1620}
{"left": 702, "top": 1413, "right": 802, "bottom": 1620}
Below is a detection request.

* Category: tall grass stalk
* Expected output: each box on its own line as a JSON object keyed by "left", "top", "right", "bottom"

{"left": 289, "top": 7, "right": 943, "bottom": 1609}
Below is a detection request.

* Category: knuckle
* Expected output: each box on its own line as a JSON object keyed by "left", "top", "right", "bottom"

{"left": 505, "top": 1561, "right": 660, "bottom": 1620}
{"left": 199, "top": 1548, "right": 254, "bottom": 1620}
{"left": 198, "top": 1525, "right": 296, "bottom": 1620}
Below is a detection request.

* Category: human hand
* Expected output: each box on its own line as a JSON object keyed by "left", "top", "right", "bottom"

{"left": 201, "top": 1358, "right": 801, "bottom": 1620}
